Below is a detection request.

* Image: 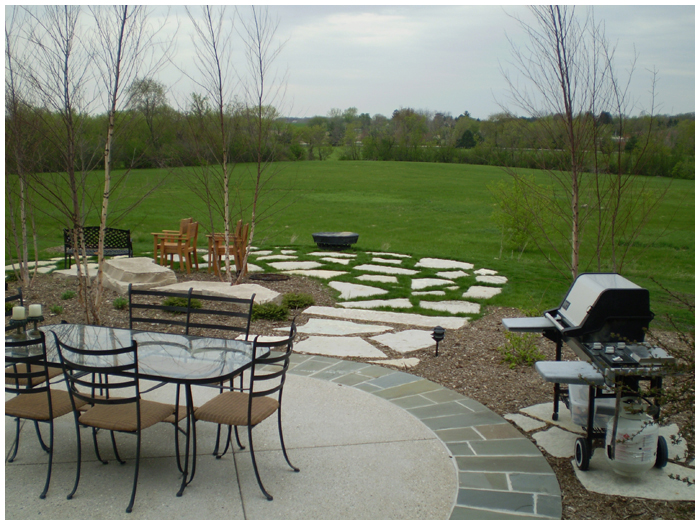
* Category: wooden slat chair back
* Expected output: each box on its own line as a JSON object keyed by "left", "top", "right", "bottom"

{"left": 186, "top": 292, "right": 255, "bottom": 338}
{"left": 52, "top": 332, "right": 175, "bottom": 513}
{"left": 5, "top": 332, "right": 81, "bottom": 499}
{"left": 128, "top": 284, "right": 193, "bottom": 334}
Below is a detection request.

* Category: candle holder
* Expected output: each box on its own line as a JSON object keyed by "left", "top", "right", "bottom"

{"left": 27, "top": 315, "right": 45, "bottom": 332}
{"left": 8, "top": 317, "right": 28, "bottom": 335}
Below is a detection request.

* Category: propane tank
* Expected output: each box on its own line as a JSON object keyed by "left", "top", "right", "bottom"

{"left": 605, "top": 397, "right": 658, "bottom": 476}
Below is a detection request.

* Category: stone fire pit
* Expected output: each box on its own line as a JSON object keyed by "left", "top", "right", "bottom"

{"left": 312, "top": 231, "right": 359, "bottom": 250}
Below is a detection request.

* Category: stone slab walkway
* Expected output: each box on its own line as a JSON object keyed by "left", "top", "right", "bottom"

{"left": 288, "top": 354, "right": 562, "bottom": 519}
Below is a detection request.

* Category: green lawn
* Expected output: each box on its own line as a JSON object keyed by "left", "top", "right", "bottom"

{"left": 8, "top": 161, "right": 695, "bottom": 327}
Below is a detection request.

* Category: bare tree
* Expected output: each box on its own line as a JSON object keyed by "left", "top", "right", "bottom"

{"left": 234, "top": 5, "right": 288, "bottom": 285}
{"left": 499, "top": 6, "right": 668, "bottom": 278}
{"left": 88, "top": 5, "right": 172, "bottom": 323}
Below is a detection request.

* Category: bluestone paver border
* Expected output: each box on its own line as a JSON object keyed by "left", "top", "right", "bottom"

{"left": 288, "top": 353, "right": 562, "bottom": 520}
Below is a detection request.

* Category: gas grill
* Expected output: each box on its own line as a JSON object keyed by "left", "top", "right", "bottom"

{"left": 502, "top": 273, "right": 675, "bottom": 472}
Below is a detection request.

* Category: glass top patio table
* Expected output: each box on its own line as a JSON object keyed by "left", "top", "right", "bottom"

{"left": 6, "top": 324, "right": 258, "bottom": 385}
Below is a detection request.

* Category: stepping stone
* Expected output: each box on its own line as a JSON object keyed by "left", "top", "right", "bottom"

{"left": 52, "top": 263, "right": 102, "bottom": 283}
{"left": 250, "top": 249, "right": 273, "bottom": 256}
{"left": 354, "top": 264, "right": 418, "bottom": 276}
{"left": 369, "top": 358, "right": 420, "bottom": 369}
{"left": 574, "top": 449, "right": 696, "bottom": 501}
{"left": 321, "top": 257, "right": 352, "bottom": 265}
{"left": 415, "top": 258, "right": 474, "bottom": 270}
{"left": 329, "top": 281, "right": 388, "bottom": 300}
{"left": 155, "top": 281, "right": 279, "bottom": 304}
{"left": 520, "top": 402, "right": 582, "bottom": 434}
{"left": 412, "top": 291, "right": 446, "bottom": 296}
{"left": 5, "top": 260, "right": 55, "bottom": 271}
{"left": 532, "top": 426, "right": 579, "bottom": 458}
{"left": 476, "top": 275, "right": 508, "bottom": 285}
{"left": 255, "top": 255, "right": 297, "bottom": 261}
{"left": 304, "top": 306, "right": 468, "bottom": 329}
{"left": 276, "top": 318, "right": 392, "bottom": 336}
{"left": 446, "top": 286, "right": 459, "bottom": 291}
{"left": 504, "top": 413, "right": 547, "bottom": 432}
{"left": 419, "top": 300, "right": 480, "bottom": 315}
{"left": 269, "top": 261, "right": 323, "bottom": 271}
{"left": 370, "top": 330, "right": 435, "bottom": 353}
{"left": 282, "top": 269, "right": 347, "bottom": 279}
{"left": 294, "top": 336, "right": 387, "bottom": 359}
{"left": 308, "top": 251, "right": 356, "bottom": 258}
{"left": 36, "top": 266, "right": 55, "bottom": 275}
{"left": 463, "top": 286, "right": 502, "bottom": 299}
{"left": 367, "top": 252, "right": 411, "bottom": 258}
{"left": 280, "top": 250, "right": 297, "bottom": 254}
{"left": 436, "top": 270, "right": 468, "bottom": 279}
{"left": 411, "top": 278, "right": 454, "bottom": 290}
{"left": 371, "top": 258, "right": 402, "bottom": 265}
{"left": 339, "top": 298, "right": 412, "bottom": 309}
{"left": 356, "top": 274, "right": 398, "bottom": 284}
{"left": 475, "top": 268, "right": 499, "bottom": 275}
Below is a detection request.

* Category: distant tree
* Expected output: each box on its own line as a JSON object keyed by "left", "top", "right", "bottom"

{"left": 456, "top": 129, "right": 476, "bottom": 149}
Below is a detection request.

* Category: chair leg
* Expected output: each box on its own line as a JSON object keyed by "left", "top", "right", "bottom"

{"left": 277, "top": 408, "right": 299, "bottom": 472}
{"left": 247, "top": 425, "right": 273, "bottom": 501}
{"left": 216, "top": 426, "right": 233, "bottom": 459}
{"left": 33, "top": 421, "right": 51, "bottom": 453}
{"left": 126, "top": 433, "right": 141, "bottom": 513}
{"left": 111, "top": 431, "right": 126, "bottom": 464}
{"left": 40, "top": 421, "right": 54, "bottom": 499}
{"left": 234, "top": 426, "right": 245, "bottom": 450}
{"left": 8, "top": 417, "right": 21, "bottom": 462}
{"left": 68, "top": 412, "right": 82, "bottom": 501}
{"left": 92, "top": 428, "right": 108, "bottom": 465}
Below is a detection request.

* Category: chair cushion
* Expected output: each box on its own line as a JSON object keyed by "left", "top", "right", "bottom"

{"left": 195, "top": 391, "right": 279, "bottom": 427}
{"left": 79, "top": 400, "right": 175, "bottom": 432}
{"left": 163, "top": 404, "right": 194, "bottom": 424}
{"left": 5, "top": 390, "right": 83, "bottom": 420}
{"left": 5, "top": 364, "right": 63, "bottom": 386}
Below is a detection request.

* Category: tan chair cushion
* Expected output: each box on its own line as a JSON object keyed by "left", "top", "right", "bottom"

{"left": 195, "top": 391, "right": 279, "bottom": 427}
{"left": 5, "top": 390, "right": 83, "bottom": 421}
{"left": 5, "top": 364, "right": 63, "bottom": 387}
{"left": 79, "top": 400, "right": 175, "bottom": 432}
{"left": 163, "top": 404, "right": 194, "bottom": 424}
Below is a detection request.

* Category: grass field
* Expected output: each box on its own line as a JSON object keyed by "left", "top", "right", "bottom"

{"left": 7, "top": 161, "right": 695, "bottom": 327}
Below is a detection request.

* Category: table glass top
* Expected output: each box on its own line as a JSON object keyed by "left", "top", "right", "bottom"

{"left": 6, "top": 324, "right": 257, "bottom": 384}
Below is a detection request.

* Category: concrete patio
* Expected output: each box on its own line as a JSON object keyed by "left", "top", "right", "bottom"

{"left": 5, "top": 355, "right": 561, "bottom": 520}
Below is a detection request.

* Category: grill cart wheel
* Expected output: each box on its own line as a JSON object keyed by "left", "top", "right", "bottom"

{"left": 574, "top": 437, "right": 591, "bottom": 471}
{"left": 655, "top": 435, "right": 668, "bottom": 468}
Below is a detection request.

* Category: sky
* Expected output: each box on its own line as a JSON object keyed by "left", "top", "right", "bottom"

{"left": 150, "top": 3, "right": 694, "bottom": 121}
{"left": 7, "top": 4, "right": 695, "bottom": 120}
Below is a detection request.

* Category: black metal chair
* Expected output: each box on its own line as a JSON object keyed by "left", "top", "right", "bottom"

{"left": 128, "top": 284, "right": 194, "bottom": 334}
{"left": 5, "top": 332, "right": 82, "bottom": 499}
{"left": 194, "top": 322, "right": 299, "bottom": 501}
{"left": 52, "top": 332, "right": 175, "bottom": 513}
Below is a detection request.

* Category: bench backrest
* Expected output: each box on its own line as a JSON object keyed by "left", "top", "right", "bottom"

{"left": 64, "top": 227, "right": 132, "bottom": 249}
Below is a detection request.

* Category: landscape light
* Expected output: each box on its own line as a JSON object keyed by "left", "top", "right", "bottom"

{"left": 432, "top": 326, "right": 445, "bottom": 357}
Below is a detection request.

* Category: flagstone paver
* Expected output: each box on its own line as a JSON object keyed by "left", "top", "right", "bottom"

{"left": 371, "top": 257, "right": 403, "bottom": 265}
{"left": 463, "top": 286, "right": 502, "bottom": 299}
{"left": 255, "top": 254, "right": 297, "bottom": 261}
{"left": 354, "top": 264, "right": 419, "bottom": 276}
{"left": 368, "top": 252, "right": 411, "bottom": 258}
{"left": 269, "top": 261, "right": 324, "bottom": 271}
{"left": 304, "top": 306, "right": 468, "bottom": 329}
{"left": 294, "top": 336, "right": 387, "bottom": 358}
{"left": 419, "top": 300, "right": 480, "bottom": 315}
{"left": 339, "top": 298, "right": 413, "bottom": 309}
{"left": 308, "top": 251, "right": 356, "bottom": 258}
{"left": 155, "top": 281, "right": 280, "bottom": 303}
{"left": 412, "top": 291, "right": 446, "bottom": 296}
{"left": 474, "top": 268, "right": 499, "bottom": 275}
{"left": 411, "top": 278, "right": 454, "bottom": 290}
{"left": 369, "top": 357, "right": 421, "bottom": 368}
{"left": 321, "top": 257, "right": 352, "bottom": 265}
{"left": 278, "top": 318, "right": 392, "bottom": 336}
{"left": 476, "top": 275, "right": 508, "bottom": 285}
{"left": 329, "top": 281, "right": 389, "bottom": 300}
{"left": 416, "top": 258, "right": 474, "bottom": 270}
{"left": 356, "top": 274, "right": 398, "bottom": 284}
{"left": 436, "top": 270, "right": 468, "bottom": 279}
{"left": 370, "top": 329, "right": 436, "bottom": 353}
{"left": 282, "top": 269, "right": 347, "bottom": 279}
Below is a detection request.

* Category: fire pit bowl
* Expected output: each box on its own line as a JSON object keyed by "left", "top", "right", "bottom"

{"left": 312, "top": 232, "right": 359, "bottom": 250}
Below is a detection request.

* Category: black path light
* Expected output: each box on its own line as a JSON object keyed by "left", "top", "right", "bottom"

{"left": 432, "top": 326, "right": 445, "bottom": 356}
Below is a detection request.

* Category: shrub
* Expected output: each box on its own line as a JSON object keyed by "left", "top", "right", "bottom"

{"left": 113, "top": 297, "right": 128, "bottom": 310}
{"left": 497, "top": 332, "right": 545, "bottom": 369}
{"left": 251, "top": 302, "right": 288, "bottom": 321}
{"left": 282, "top": 292, "right": 315, "bottom": 310}
{"left": 6, "top": 302, "right": 16, "bottom": 314}
{"left": 50, "top": 305, "right": 64, "bottom": 315}
{"left": 162, "top": 297, "right": 202, "bottom": 313}
{"left": 61, "top": 290, "right": 77, "bottom": 300}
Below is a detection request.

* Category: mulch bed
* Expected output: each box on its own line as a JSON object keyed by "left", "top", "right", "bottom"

{"left": 8, "top": 270, "right": 695, "bottom": 520}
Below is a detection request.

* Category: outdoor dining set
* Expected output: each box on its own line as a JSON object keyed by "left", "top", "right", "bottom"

{"left": 5, "top": 239, "right": 297, "bottom": 513}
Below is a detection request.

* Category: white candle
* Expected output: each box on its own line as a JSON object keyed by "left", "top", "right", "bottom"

{"left": 28, "top": 304, "right": 42, "bottom": 317}
{"left": 12, "top": 306, "right": 26, "bottom": 320}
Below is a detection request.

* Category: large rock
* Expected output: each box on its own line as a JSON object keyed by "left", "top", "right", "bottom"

{"left": 102, "top": 257, "right": 177, "bottom": 294}
{"left": 153, "top": 281, "right": 280, "bottom": 304}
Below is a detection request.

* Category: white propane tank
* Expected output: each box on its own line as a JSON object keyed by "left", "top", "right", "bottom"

{"left": 605, "top": 397, "right": 658, "bottom": 476}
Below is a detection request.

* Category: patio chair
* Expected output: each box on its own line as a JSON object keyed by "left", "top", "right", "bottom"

{"left": 194, "top": 322, "right": 299, "bottom": 501}
{"left": 128, "top": 284, "right": 193, "bottom": 334}
{"left": 207, "top": 220, "right": 249, "bottom": 278}
{"left": 52, "top": 332, "right": 175, "bottom": 513}
{"left": 159, "top": 221, "right": 199, "bottom": 273}
{"left": 5, "top": 332, "right": 83, "bottom": 499}
{"left": 152, "top": 218, "right": 192, "bottom": 265}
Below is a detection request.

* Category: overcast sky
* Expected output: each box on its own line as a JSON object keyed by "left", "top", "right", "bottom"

{"left": 11, "top": 4, "right": 694, "bottom": 120}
